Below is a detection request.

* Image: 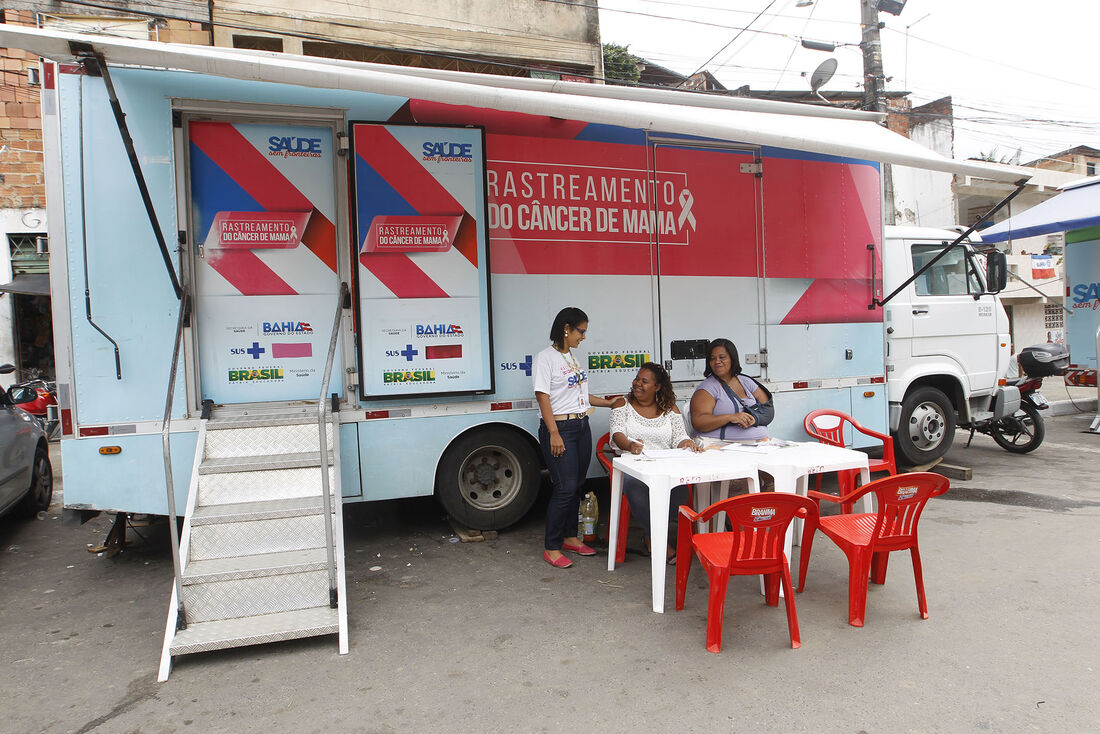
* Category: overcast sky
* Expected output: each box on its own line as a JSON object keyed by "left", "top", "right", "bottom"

{"left": 598, "top": 0, "right": 1100, "bottom": 164}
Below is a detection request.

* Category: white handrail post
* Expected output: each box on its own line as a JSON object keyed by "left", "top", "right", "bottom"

{"left": 162, "top": 292, "right": 189, "bottom": 629}
{"left": 318, "top": 282, "right": 347, "bottom": 605}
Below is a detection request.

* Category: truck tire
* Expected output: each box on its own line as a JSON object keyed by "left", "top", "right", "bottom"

{"left": 895, "top": 387, "right": 956, "bottom": 466}
{"left": 990, "top": 403, "right": 1045, "bottom": 454}
{"left": 435, "top": 427, "right": 540, "bottom": 530}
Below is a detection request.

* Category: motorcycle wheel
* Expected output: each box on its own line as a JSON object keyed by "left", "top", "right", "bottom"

{"left": 990, "top": 403, "right": 1045, "bottom": 454}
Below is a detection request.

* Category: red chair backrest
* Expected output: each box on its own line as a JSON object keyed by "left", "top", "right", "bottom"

{"left": 703, "top": 493, "right": 819, "bottom": 566}
{"left": 865, "top": 473, "right": 949, "bottom": 551}
{"left": 803, "top": 408, "right": 851, "bottom": 448}
{"left": 595, "top": 432, "right": 613, "bottom": 474}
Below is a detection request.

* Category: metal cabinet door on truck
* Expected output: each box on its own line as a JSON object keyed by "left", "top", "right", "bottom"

{"left": 650, "top": 141, "right": 764, "bottom": 386}
{"left": 884, "top": 230, "right": 1007, "bottom": 464}
{"left": 758, "top": 152, "right": 888, "bottom": 443}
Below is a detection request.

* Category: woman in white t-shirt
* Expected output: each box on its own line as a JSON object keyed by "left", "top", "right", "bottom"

{"left": 609, "top": 362, "right": 699, "bottom": 563}
{"left": 534, "top": 307, "right": 622, "bottom": 569}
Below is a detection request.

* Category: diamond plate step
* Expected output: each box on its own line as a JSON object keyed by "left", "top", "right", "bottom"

{"left": 198, "top": 465, "right": 336, "bottom": 506}
{"left": 181, "top": 568, "right": 329, "bottom": 623}
{"left": 204, "top": 422, "right": 334, "bottom": 459}
{"left": 183, "top": 548, "right": 329, "bottom": 584}
{"left": 199, "top": 451, "right": 333, "bottom": 474}
{"left": 191, "top": 496, "right": 329, "bottom": 525}
{"left": 170, "top": 606, "right": 339, "bottom": 656}
{"left": 189, "top": 514, "right": 327, "bottom": 561}
{"left": 207, "top": 411, "right": 320, "bottom": 430}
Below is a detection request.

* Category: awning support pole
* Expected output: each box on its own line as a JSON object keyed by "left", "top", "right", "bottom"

{"left": 1003, "top": 268, "right": 1073, "bottom": 315}
{"left": 70, "top": 42, "right": 183, "bottom": 301}
{"left": 872, "top": 178, "right": 1029, "bottom": 309}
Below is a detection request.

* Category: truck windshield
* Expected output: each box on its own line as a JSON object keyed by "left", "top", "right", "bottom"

{"left": 911, "top": 244, "right": 983, "bottom": 296}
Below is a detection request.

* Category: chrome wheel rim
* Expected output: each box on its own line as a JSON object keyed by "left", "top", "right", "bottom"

{"left": 907, "top": 400, "right": 947, "bottom": 451}
{"left": 458, "top": 444, "right": 522, "bottom": 512}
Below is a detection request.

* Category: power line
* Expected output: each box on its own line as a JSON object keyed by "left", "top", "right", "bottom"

{"left": 884, "top": 26, "right": 1100, "bottom": 94}
{"left": 771, "top": 0, "right": 818, "bottom": 92}
{"left": 680, "top": 0, "right": 779, "bottom": 86}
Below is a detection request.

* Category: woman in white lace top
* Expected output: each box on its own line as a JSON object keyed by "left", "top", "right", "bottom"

{"left": 608, "top": 362, "right": 699, "bottom": 563}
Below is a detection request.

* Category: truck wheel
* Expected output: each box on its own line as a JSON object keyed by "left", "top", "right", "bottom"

{"left": 990, "top": 403, "right": 1045, "bottom": 454}
{"left": 435, "top": 427, "right": 540, "bottom": 530}
{"left": 19, "top": 445, "right": 53, "bottom": 517}
{"left": 895, "top": 387, "right": 956, "bottom": 466}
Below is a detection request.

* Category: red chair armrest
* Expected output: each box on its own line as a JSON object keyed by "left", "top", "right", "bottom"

{"left": 677, "top": 505, "right": 702, "bottom": 524}
{"left": 808, "top": 483, "right": 874, "bottom": 506}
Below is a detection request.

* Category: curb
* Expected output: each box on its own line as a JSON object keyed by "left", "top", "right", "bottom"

{"left": 1047, "top": 398, "right": 1097, "bottom": 417}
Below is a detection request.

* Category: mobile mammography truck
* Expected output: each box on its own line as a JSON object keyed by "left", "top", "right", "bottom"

{"left": 0, "top": 26, "right": 1022, "bottom": 674}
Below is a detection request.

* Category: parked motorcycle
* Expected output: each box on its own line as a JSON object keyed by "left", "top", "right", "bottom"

{"left": 0, "top": 364, "right": 59, "bottom": 440}
{"left": 963, "top": 343, "right": 1069, "bottom": 454}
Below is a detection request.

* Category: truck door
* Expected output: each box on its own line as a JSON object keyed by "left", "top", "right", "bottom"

{"left": 651, "top": 141, "right": 764, "bottom": 384}
{"left": 908, "top": 243, "right": 999, "bottom": 392}
{"left": 184, "top": 117, "right": 345, "bottom": 405}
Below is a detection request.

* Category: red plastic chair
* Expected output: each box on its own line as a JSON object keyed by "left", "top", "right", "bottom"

{"left": 797, "top": 472, "right": 950, "bottom": 627}
{"left": 595, "top": 432, "right": 632, "bottom": 564}
{"left": 674, "top": 493, "right": 819, "bottom": 653}
{"left": 803, "top": 409, "right": 898, "bottom": 513}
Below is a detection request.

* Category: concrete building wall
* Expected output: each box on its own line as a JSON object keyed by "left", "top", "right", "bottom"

{"left": 1007, "top": 301, "right": 1053, "bottom": 354}
{"left": 893, "top": 97, "right": 954, "bottom": 226}
{"left": 213, "top": 0, "right": 602, "bottom": 76}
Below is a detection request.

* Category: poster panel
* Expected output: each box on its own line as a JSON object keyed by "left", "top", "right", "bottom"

{"left": 189, "top": 120, "right": 340, "bottom": 404}
{"left": 351, "top": 123, "right": 493, "bottom": 398}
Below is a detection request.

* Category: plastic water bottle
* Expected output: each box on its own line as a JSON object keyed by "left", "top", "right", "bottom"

{"left": 579, "top": 491, "right": 598, "bottom": 542}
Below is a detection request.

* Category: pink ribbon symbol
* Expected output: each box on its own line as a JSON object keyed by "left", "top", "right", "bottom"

{"left": 678, "top": 189, "right": 697, "bottom": 231}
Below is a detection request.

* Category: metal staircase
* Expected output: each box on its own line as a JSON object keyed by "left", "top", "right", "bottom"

{"left": 157, "top": 284, "right": 349, "bottom": 681}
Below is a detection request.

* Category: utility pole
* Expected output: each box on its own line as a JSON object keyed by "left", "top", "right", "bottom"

{"left": 860, "top": 0, "right": 896, "bottom": 223}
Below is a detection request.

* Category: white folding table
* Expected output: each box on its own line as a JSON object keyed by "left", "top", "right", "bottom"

{"left": 607, "top": 452, "right": 759, "bottom": 613}
{"left": 737, "top": 442, "right": 872, "bottom": 594}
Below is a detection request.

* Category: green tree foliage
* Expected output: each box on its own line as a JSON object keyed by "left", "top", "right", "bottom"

{"left": 603, "top": 43, "right": 641, "bottom": 86}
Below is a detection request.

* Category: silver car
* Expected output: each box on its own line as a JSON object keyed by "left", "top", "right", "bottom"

{"left": 0, "top": 367, "right": 52, "bottom": 520}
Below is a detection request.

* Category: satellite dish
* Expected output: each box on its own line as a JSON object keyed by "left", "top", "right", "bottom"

{"left": 809, "top": 57, "right": 838, "bottom": 103}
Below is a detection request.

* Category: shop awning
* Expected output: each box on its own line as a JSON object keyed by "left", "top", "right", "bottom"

{"left": 981, "top": 178, "right": 1100, "bottom": 242}
{"left": 0, "top": 274, "right": 51, "bottom": 297}
{"left": 0, "top": 25, "right": 1026, "bottom": 182}
{"left": 0, "top": 274, "right": 51, "bottom": 296}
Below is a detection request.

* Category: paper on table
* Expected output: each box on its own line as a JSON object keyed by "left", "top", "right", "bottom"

{"left": 721, "top": 438, "right": 800, "bottom": 454}
{"left": 641, "top": 448, "right": 697, "bottom": 459}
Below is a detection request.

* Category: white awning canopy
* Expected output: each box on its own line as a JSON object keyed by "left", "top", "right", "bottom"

{"left": 2, "top": 25, "right": 1026, "bottom": 182}
{"left": 981, "top": 178, "right": 1100, "bottom": 242}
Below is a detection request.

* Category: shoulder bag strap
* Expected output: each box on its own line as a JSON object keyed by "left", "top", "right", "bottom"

{"left": 716, "top": 378, "right": 743, "bottom": 440}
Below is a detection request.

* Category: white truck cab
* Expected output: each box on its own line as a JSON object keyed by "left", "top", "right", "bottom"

{"left": 882, "top": 226, "right": 1016, "bottom": 464}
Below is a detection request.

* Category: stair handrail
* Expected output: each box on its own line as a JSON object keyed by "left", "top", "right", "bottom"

{"left": 318, "top": 282, "right": 348, "bottom": 607}
{"left": 161, "top": 291, "right": 190, "bottom": 629}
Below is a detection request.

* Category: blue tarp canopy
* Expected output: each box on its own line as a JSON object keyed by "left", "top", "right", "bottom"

{"left": 982, "top": 177, "right": 1100, "bottom": 242}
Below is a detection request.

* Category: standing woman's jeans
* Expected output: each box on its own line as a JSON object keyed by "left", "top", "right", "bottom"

{"left": 539, "top": 416, "right": 592, "bottom": 551}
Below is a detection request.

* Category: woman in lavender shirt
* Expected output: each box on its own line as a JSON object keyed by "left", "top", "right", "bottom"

{"left": 689, "top": 338, "right": 770, "bottom": 443}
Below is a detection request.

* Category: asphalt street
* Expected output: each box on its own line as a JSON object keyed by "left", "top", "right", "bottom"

{"left": 1, "top": 407, "right": 1097, "bottom": 733}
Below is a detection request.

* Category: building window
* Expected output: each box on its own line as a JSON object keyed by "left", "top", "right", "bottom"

{"left": 1087, "top": 161, "right": 1097, "bottom": 176}
{"left": 8, "top": 233, "right": 49, "bottom": 274}
{"left": 232, "top": 35, "right": 284, "bottom": 52}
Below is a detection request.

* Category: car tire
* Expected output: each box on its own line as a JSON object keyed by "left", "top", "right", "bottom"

{"left": 435, "top": 427, "right": 540, "bottom": 530}
{"left": 19, "top": 444, "right": 53, "bottom": 517}
{"left": 894, "top": 386, "right": 956, "bottom": 466}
